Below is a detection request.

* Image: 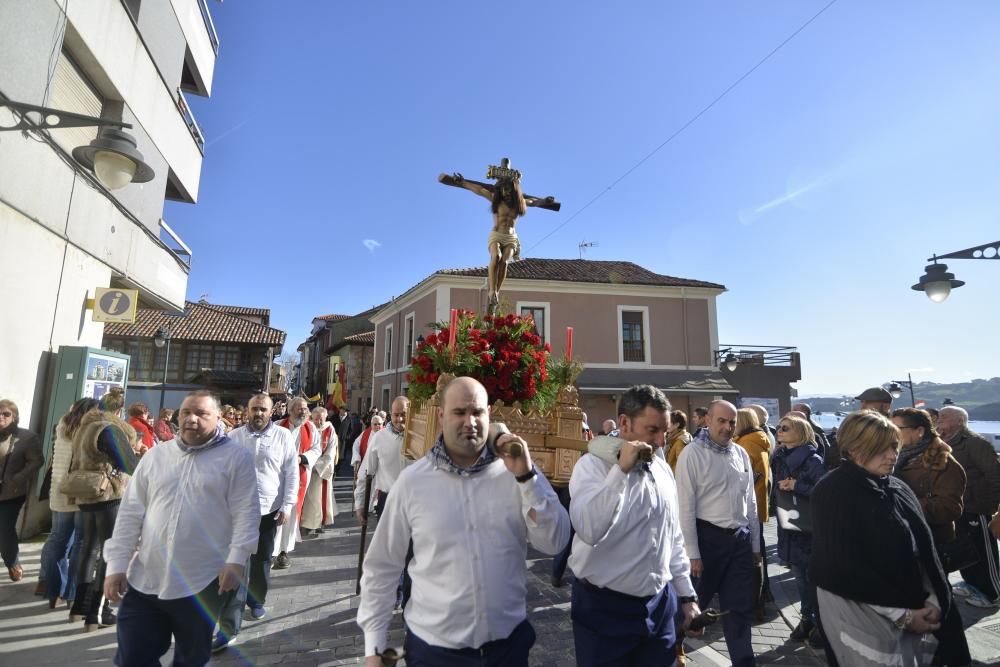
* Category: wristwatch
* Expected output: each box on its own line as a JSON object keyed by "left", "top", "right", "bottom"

{"left": 894, "top": 609, "right": 913, "bottom": 630}
{"left": 515, "top": 467, "right": 537, "bottom": 483}
{"left": 678, "top": 595, "right": 698, "bottom": 605}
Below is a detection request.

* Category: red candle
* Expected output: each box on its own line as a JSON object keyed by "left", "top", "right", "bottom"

{"left": 566, "top": 326, "right": 573, "bottom": 360}
{"left": 448, "top": 308, "right": 458, "bottom": 353}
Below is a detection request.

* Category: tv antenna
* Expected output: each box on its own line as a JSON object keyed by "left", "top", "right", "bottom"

{"left": 578, "top": 241, "right": 598, "bottom": 259}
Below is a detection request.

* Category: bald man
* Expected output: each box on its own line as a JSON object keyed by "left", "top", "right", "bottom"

{"left": 357, "top": 377, "right": 569, "bottom": 666}
{"left": 353, "top": 396, "right": 410, "bottom": 523}
{"left": 675, "top": 400, "right": 760, "bottom": 667}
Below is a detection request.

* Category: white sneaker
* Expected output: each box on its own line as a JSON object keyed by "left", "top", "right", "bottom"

{"left": 964, "top": 591, "right": 1000, "bottom": 608}
{"left": 952, "top": 582, "right": 975, "bottom": 598}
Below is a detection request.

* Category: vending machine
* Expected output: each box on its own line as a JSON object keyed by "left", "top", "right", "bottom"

{"left": 38, "top": 346, "right": 131, "bottom": 484}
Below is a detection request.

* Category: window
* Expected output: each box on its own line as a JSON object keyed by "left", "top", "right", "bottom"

{"left": 185, "top": 344, "right": 212, "bottom": 374}
{"left": 516, "top": 301, "right": 550, "bottom": 344}
{"left": 381, "top": 386, "right": 391, "bottom": 411}
{"left": 384, "top": 324, "right": 394, "bottom": 371}
{"left": 621, "top": 310, "right": 645, "bottom": 363}
{"left": 213, "top": 346, "right": 239, "bottom": 371}
{"left": 521, "top": 307, "right": 545, "bottom": 339}
{"left": 404, "top": 314, "right": 415, "bottom": 366}
{"left": 48, "top": 51, "right": 104, "bottom": 156}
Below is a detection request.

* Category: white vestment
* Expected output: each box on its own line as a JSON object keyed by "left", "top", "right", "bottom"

{"left": 274, "top": 420, "right": 321, "bottom": 555}
{"left": 301, "top": 421, "right": 339, "bottom": 529}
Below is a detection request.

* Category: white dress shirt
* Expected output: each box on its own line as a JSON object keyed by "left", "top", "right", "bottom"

{"left": 104, "top": 437, "right": 260, "bottom": 599}
{"left": 568, "top": 451, "right": 696, "bottom": 598}
{"left": 228, "top": 422, "right": 299, "bottom": 515}
{"left": 357, "top": 456, "right": 570, "bottom": 655}
{"left": 353, "top": 427, "right": 406, "bottom": 508}
{"left": 674, "top": 437, "right": 760, "bottom": 560}
{"left": 351, "top": 431, "right": 365, "bottom": 465}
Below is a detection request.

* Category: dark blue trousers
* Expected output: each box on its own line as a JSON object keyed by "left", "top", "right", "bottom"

{"left": 115, "top": 578, "right": 232, "bottom": 666}
{"left": 571, "top": 578, "right": 678, "bottom": 667}
{"left": 403, "top": 619, "right": 535, "bottom": 666}
{"left": 695, "top": 520, "right": 756, "bottom": 667}
{"left": 552, "top": 485, "right": 573, "bottom": 581}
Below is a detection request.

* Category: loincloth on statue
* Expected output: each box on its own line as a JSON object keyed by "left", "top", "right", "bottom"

{"left": 487, "top": 229, "right": 521, "bottom": 261}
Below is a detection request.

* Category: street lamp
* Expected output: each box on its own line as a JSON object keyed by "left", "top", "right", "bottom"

{"left": 884, "top": 374, "right": 916, "bottom": 407}
{"left": 913, "top": 241, "right": 1000, "bottom": 302}
{"left": 714, "top": 348, "right": 740, "bottom": 372}
{"left": 1, "top": 100, "right": 154, "bottom": 190}
{"left": 153, "top": 326, "right": 172, "bottom": 414}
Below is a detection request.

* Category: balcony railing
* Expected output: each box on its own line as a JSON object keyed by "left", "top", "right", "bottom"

{"left": 159, "top": 218, "right": 193, "bottom": 268}
{"left": 176, "top": 88, "right": 206, "bottom": 154}
{"left": 198, "top": 0, "right": 221, "bottom": 55}
{"left": 716, "top": 345, "right": 799, "bottom": 368}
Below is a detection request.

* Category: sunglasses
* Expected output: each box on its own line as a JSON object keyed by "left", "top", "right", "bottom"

{"left": 777, "top": 425, "right": 793, "bottom": 432}
{"left": 0, "top": 411, "right": 13, "bottom": 418}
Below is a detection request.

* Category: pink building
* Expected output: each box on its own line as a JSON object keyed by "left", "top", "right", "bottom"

{"left": 369, "top": 258, "right": 740, "bottom": 427}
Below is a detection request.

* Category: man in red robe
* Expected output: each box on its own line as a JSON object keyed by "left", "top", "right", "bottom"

{"left": 272, "top": 398, "right": 320, "bottom": 569}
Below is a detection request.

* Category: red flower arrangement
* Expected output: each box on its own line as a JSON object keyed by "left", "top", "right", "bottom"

{"left": 406, "top": 310, "right": 553, "bottom": 407}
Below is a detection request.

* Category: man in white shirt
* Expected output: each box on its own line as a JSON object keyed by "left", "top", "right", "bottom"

{"left": 213, "top": 393, "right": 298, "bottom": 650}
{"left": 569, "top": 385, "right": 701, "bottom": 665}
{"left": 675, "top": 400, "right": 760, "bottom": 667}
{"left": 351, "top": 414, "right": 384, "bottom": 481}
{"left": 272, "top": 397, "right": 321, "bottom": 569}
{"left": 353, "top": 396, "right": 409, "bottom": 523}
{"left": 357, "top": 377, "right": 569, "bottom": 666}
{"left": 104, "top": 390, "right": 259, "bottom": 667}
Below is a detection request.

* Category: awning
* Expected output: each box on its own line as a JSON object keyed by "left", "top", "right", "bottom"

{"left": 577, "top": 368, "right": 738, "bottom": 395}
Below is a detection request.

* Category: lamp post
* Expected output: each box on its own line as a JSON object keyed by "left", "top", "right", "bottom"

{"left": 913, "top": 240, "right": 1000, "bottom": 302}
{"left": 1, "top": 100, "right": 155, "bottom": 189}
{"left": 153, "top": 326, "right": 172, "bottom": 415}
{"left": 714, "top": 348, "right": 740, "bottom": 372}
{"left": 885, "top": 373, "right": 916, "bottom": 408}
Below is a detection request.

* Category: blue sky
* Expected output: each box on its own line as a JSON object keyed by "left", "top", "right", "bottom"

{"left": 167, "top": 1, "right": 1000, "bottom": 395}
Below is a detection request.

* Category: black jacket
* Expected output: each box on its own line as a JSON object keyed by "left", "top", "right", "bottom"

{"left": 811, "top": 460, "right": 951, "bottom": 613}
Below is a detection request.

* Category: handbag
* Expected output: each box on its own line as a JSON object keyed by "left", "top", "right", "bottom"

{"left": 775, "top": 488, "right": 812, "bottom": 532}
{"left": 58, "top": 440, "right": 119, "bottom": 503}
{"left": 937, "top": 535, "right": 979, "bottom": 573}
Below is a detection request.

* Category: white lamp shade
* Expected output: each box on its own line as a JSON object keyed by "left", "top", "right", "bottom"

{"left": 94, "top": 150, "right": 137, "bottom": 190}
{"left": 924, "top": 280, "right": 952, "bottom": 303}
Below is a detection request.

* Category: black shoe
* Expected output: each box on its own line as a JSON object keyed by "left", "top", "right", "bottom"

{"left": 100, "top": 607, "right": 117, "bottom": 627}
{"left": 274, "top": 552, "right": 290, "bottom": 569}
{"left": 806, "top": 626, "right": 826, "bottom": 650}
{"left": 789, "top": 620, "right": 814, "bottom": 642}
{"left": 551, "top": 575, "right": 563, "bottom": 588}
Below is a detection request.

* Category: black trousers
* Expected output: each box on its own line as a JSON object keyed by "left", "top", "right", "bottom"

{"left": 217, "top": 510, "right": 278, "bottom": 639}
{"left": 958, "top": 512, "right": 1000, "bottom": 601}
{"left": 0, "top": 495, "right": 26, "bottom": 568}
{"left": 695, "top": 520, "right": 756, "bottom": 667}
{"left": 71, "top": 500, "right": 120, "bottom": 623}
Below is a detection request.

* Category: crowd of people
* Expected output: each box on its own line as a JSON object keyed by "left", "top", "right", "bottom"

{"left": 2, "top": 379, "right": 1000, "bottom": 666}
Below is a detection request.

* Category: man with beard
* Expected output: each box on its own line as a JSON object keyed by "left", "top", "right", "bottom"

{"left": 357, "top": 377, "right": 569, "bottom": 666}
{"left": 104, "top": 391, "right": 258, "bottom": 666}
{"left": 301, "top": 406, "right": 338, "bottom": 537}
{"left": 272, "top": 398, "right": 321, "bottom": 569}
{"left": 213, "top": 394, "right": 298, "bottom": 649}
{"left": 354, "top": 397, "right": 410, "bottom": 523}
{"left": 675, "top": 400, "right": 760, "bottom": 667}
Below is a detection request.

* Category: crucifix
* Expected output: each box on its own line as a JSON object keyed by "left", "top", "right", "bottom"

{"left": 439, "top": 158, "right": 560, "bottom": 314}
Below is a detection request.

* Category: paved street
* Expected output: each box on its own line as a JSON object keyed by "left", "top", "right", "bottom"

{"left": 2, "top": 474, "right": 999, "bottom": 666}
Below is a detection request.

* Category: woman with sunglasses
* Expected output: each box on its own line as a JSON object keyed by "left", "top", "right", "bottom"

{"left": 811, "top": 410, "right": 951, "bottom": 665}
{"left": 891, "top": 407, "right": 971, "bottom": 666}
{"left": 771, "top": 414, "right": 827, "bottom": 647}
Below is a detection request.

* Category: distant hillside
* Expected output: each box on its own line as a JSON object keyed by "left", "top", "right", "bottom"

{"left": 801, "top": 377, "right": 1000, "bottom": 416}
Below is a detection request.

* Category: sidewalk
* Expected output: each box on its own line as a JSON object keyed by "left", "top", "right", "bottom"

{"left": 1, "top": 475, "right": 998, "bottom": 665}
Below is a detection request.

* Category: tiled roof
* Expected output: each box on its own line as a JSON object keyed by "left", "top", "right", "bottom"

{"left": 103, "top": 301, "right": 286, "bottom": 346}
{"left": 205, "top": 303, "right": 270, "bottom": 318}
{"left": 314, "top": 313, "right": 351, "bottom": 321}
{"left": 435, "top": 258, "right": 725, "bottom": 290}
{"left": 343, "top": 331, "right": 375, "bottom": 345}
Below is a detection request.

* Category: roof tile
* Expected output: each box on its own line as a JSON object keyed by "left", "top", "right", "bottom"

{"left": 103, "top": 301, "right": 286, "bottom": 346}
{"left": 435, "top": 258, "right": 725, "bottom": 289}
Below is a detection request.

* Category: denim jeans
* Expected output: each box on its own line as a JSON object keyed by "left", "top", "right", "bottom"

{"left": 790, "top": 563, "right": 817, "bottom": 624}
{"left": 41, "top": 510, "right": 84, "bottom": 601}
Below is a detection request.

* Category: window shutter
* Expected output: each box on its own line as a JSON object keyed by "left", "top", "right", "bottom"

{"left": 48, "top": 52, "right": 103, "bottom": 155}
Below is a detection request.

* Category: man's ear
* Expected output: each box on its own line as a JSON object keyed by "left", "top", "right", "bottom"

{"left": 618, "top": 414, "right": 628, "bottom": 435}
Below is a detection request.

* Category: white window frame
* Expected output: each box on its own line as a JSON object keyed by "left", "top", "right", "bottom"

{"left": 515, "top": 300, "right": 551, "bottom": 345}
{"left": 383, "top": 323, "right": 394, "bottom": 372}
{"left": 403, "top": 312, "right": 416, "bottom": 367}
{"left": 617, "top": 305, "right": 651, "bottom": 367}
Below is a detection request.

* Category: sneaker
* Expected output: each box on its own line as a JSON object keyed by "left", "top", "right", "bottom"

{"left": 806, "top": 626, "right": 826, "bottom": 650}
{"left": 250, "top": 605, "right": 267, "bottom": 620}
{"left": 273, "top": 552, "right": 290, "bottom": 569}
{"left": 100, "top": 607, "right": 117, "bottom": 627}
{"left": 789, "top": 620, "right": 814, "bottom": 642}
{"left": 952, "top": 582, "right": 977, "bottom": 598}
{"left": 211, "top": 634, "right": 230, "bottom": 653}
{"left": 964, "top": 591, "right": 1000, "bottom": 608}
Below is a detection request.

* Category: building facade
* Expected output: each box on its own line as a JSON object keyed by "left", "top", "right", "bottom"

{"left": 103, "top": 301, "right": 286, "bottom": 413}
{"left": 0, "top": 0, "right": 218, "bottom": 429}
{"left": 369, "top": 259, "right": 739, "bottom": 426}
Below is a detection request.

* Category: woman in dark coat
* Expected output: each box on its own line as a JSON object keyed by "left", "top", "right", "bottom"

{"left": 891, "top": 407, "right": 971, "bottom": 666}
{"left": 771, "top": 415, "right": 827, "bottom": 646}
{"left": 812, "top": 410, "right": 951, "bottom": 666}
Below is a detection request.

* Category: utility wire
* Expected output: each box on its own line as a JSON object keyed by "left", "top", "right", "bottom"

{"left": 525, "top": 0, "right": 839, "bottom": 253}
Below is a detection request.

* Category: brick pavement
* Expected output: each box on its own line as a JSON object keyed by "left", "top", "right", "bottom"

{"left": 1, "top": 474, "right": 998, "bottom": 665}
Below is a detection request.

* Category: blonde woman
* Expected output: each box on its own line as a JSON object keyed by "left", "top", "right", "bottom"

{"left": 665, "top": 410, "right": 691, "bottom": 470}
{"left": 811, "top": 410, "right": 951, "bottom": 665}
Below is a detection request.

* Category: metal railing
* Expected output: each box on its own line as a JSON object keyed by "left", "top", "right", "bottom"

{"left": 198, "top": 0, "right": 221, "bottom": 55}
{"left": 176, "top": 88, "right": 205, "bottom": 154}
{"left": 159, "top": 218, "right": 193, "bottom": 268}
{"left": 716, "top": 345, "right": 799, "bottom": 367}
